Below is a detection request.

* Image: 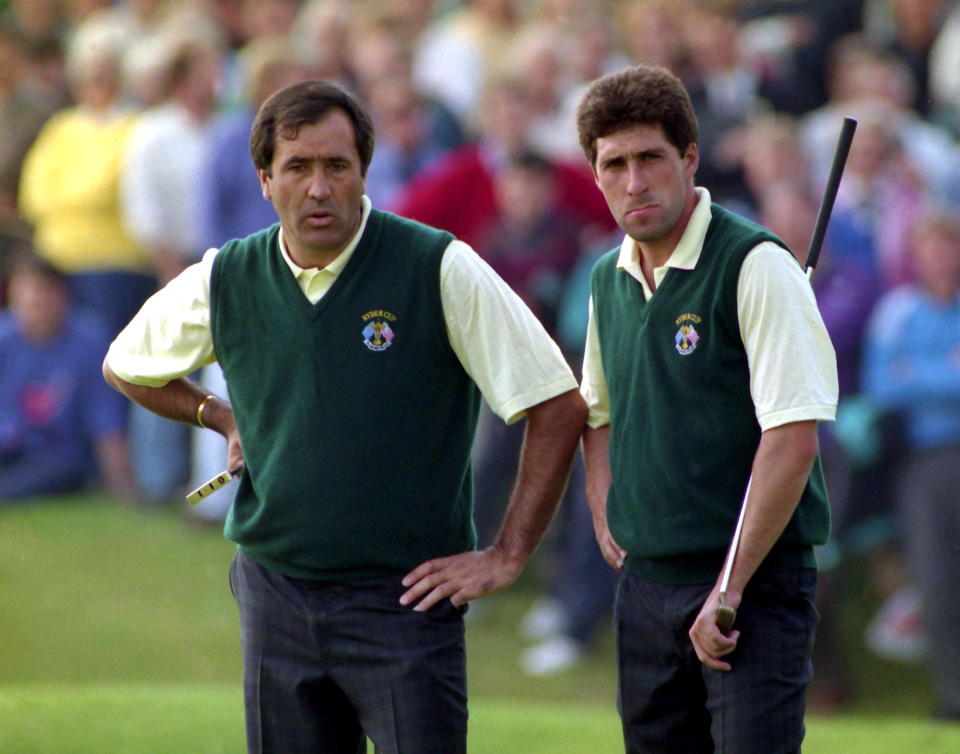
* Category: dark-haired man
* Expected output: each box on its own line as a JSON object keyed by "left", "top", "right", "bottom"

{"left": 103, "top": 80, "right": 586, "bottom": 754}
{"left": 576, "top": 65, "right": 838, "bottom": 752}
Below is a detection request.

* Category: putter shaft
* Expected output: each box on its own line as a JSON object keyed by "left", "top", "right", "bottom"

{"left": 714, "top": 117, "right": 856, "bottom": 634}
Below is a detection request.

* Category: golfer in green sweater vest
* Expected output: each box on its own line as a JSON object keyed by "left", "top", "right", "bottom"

{"left": 576, "top": 66, "right": 838, "bottom": 752}
{"left": 103, "top": 80, "right": 586, "bottom": 754}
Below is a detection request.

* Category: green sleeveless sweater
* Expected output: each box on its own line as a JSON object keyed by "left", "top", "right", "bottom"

{"left": 210, "top": 211, "right": 481, "bottom": 579}
{"left": 591, "top": 204, "right": 829, "bottom": 584}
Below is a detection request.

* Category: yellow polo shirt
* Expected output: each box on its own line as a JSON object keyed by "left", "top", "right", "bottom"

{"left": 107, "top": 196, "right": 576, "bottom": 424}
{"left": 582, "top": 188, "right": 838, "bottom": 431}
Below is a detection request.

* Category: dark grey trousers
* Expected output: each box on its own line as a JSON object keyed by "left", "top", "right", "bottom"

{"left": 615, "top": 568, "right": 818, "bottom": 754}
{"left": 229, "top": 550, "right": 468, "bottom": 754}
{"left": 896, "top": 444, "right": 960, "bottom": 715}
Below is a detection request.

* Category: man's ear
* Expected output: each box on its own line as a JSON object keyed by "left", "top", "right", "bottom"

{"left": 257, "top": 168, "right": 272, "bottom": 201}
{"left": 684, "top": 142, "right": 699, "bottom": 178}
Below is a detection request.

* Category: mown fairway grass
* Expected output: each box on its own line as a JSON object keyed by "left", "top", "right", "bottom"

{"left": 2, "top": 495, "right": 958, "bottom": 752}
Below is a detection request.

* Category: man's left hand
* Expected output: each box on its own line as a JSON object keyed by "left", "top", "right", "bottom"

{"left": 689, "top": 585, "right": 741, "bottom": 671}
{"left": 399, "top": 547, "right": 524, "bottom": 612}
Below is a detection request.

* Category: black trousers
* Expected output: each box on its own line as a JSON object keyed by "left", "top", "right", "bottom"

{"left": 615, "top": 568, "right": 818, "bottom": 754}
{"left": 229, "top": 550, "right": 468, "bottom": 754}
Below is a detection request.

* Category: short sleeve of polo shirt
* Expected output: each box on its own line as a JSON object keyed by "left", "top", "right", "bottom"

{"left": 439, "top": 240, "right": 578, "bottom": 424}
{"left": 738, "top": 242, "right": 837, "bottom": 430}
{"left": 581, "top": 297, "right": 609, "bottom": 429}
{"left": 105, "top": 249, "right": 218, "bottom": 386}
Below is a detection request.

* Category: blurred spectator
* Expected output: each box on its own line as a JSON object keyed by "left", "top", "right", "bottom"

{"left": 736, "top": 113, "right": 813, "bottom": 217}
{"left": 2, "top": 0, "right": 65, "bottom": 45}
{"left": 682, "top": 1, "right": 774, "bottom": 209}
{"left": 346, "top": 10, "right": 411, "bottom": 98}
{"left": 18, "top": 30, "right": 70, "bottom": 111}
{"left": 503, "top": 25, "right": 566, "bottom": 151}
{"left": 0, "top": 250, "right": 134, "bottom": 502}
{"left": 202, "top": 0, "right": 247, "bottom": 52}
{"left": 17, "top": 16, "right": 153, "bottom": 337}
{"left": 364, "top": 69, "right": 464, "bottom": 211}
{"left": 413, "top": 0, "right": 523, "bottom": 121}
{"left": 0, "top": 219, "right": 33, "bottom": 309}
{"left": 289, "top": 0, "right": 355, "bottom": 90}
{"left": 861, "top": 0, "right": 949, "bottom": 117}
{"left": 393, "top": 76, "right": 614, "bottom": 248}
{"left": 819, "top": 101, "right": 931, "bottom": 290}
{"left": 534, "top": 10, "right": 631, "bottom": 160}
{"left": 738, "top": 0, "right": 865, "bottom": 115}
{"left": 109, "top": 1, "right": 209, "bottom": 109}
{"left": 928, "top": 1, "right": 960, "bottom": 135}
{"left": 0, "top": 26, "right": 59, "bottom": 221}
{"left": 799, "top": 34, "right": 960, "bottom": 206}
{"left": 88, "top": 0, "right": 170, "bottom": 41}
{"left": 196, "top": 34, "right": 304, "bottom": 251}
{"left": 121, "top": 32, "right": 176, "bottom": 108}
{"left": 347, "top": 13, "right": 465, "bottom": 211}
{"left": 120, "top": 27, "right": 224, "bottom": 505}
{"left": 861, "top": 209, "right": 960, "bottom": 720}
{"left": 121, "top": 29, "right": 223, "bottom": 280}
{"left": 215, "top": 0, "right": 301, "bottom": 112}
{"left": 476, "top": 150, "right": 584, "bottom": 334}
{"left": 61, "top": 0, "right": 114, "bottom": 30}
{"left": 375, "top": 0, "right": 434, "bottom": 44}
{"left": 617, "top": 0, "right": 693, "bottom": 75}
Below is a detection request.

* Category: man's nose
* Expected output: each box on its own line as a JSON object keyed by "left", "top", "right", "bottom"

{"left": 307, "top": 170, "right": 331, "bottom": 199}
{"left": 626, "top": 162, "right": 648, "bottom": 196}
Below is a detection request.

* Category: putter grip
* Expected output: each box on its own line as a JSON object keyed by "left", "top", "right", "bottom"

{"left": 805, "top": 116, "right": 857, "bottom": 271}
{"left": 716, "top": 605, "right": 736, "bottom": 634}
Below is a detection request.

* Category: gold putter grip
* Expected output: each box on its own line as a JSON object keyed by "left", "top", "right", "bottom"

{"left": 716, "top": 605, "right": 736, "bottom": 634}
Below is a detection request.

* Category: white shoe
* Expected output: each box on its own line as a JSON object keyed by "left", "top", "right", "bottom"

{"left": 865, "top": 586, "right": 928, "bottom": 663}
{"left": 519, "top": 597, "right": 566, "bottom": 639}
{"left": 520, "top": 635, "right": 584, "bottom": 676}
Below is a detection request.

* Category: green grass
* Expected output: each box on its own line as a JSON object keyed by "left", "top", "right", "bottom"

{"left": 1, "top": 494, "right": 959, "bottom": 752}
{"left": 3, "top": 685, "right": 960, "bottom": 753}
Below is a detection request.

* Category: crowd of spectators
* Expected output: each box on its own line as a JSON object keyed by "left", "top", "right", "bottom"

{"left": 1, "top": 0, "right": 959, "bottom": 718}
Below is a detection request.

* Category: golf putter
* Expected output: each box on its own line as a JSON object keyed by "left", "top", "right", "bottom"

{"left": 185, "top": 465, "right": 244, "bottom": 505}
{"left": 717, "top": 478, "right": 750, "bottom": 634}
{"left": 715, "top": 117, "right": 856, "bottom": 635}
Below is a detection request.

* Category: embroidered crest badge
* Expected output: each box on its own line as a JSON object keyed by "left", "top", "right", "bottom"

{"left": 674, "top": 313, "right": 702, "bottom": 356}
{"left": 361, "top": 309, "right": 397, "bottom": 351}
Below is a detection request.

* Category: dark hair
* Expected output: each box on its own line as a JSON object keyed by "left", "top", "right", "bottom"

{"left": 576, "top": 64, "right": 699, "bottom": 170}
{"left": 250, "top": 79, "right": 375, "bottom": 176}
{"left": 6, "top": 247, "right": 67, "bottom": 286}
{"left": 509, "top": 149, "right": 552, "bottom": 175}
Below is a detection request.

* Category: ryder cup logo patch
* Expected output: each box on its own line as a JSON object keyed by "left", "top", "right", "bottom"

{"left": 361, "top": 309, "right": 397, "bottom": 351}
{"left": 674, "top": 312, "right": 702, "bottom": 356}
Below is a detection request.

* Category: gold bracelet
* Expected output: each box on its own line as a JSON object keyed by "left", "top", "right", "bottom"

{"left": 196, "top": 394, "right": 216, "bottom": 429}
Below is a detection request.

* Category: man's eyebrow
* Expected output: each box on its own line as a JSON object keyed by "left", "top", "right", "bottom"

{"left": 280, "top": 153, "right": 351, "bottom": 166}
{"left": 599, "top": 153, "right": 626, "bottom": 167}
{"left": 599, "top": 146, "right": 663, "bottom": 165}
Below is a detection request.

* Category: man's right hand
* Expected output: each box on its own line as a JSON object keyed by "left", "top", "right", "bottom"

{"left": 227, "top": 430, "right": 245, "bottom": 476}
{"left": 593, "top": 513, "right": 626, "bottom": 571}
{"left": 582, "top": 425, "right": 625, "bottom": 571}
